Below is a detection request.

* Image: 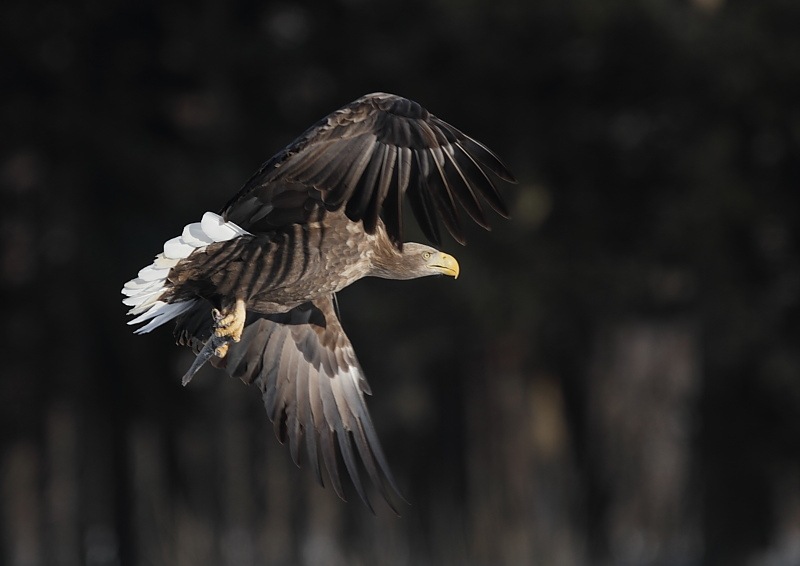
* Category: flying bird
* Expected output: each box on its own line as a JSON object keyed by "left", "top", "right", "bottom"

{"left": 122, "top": 92, "right": 516, "bottom": 512}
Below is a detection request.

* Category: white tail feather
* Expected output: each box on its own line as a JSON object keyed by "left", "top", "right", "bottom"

{"left": 201, "top": 211, "right": 249, "bottom": 241}
{"left": 122, "top": 212, "right": 250, "bottom": 334}
{"left": 182, "top": 223, "right": 214, "bottom": 246}
{"left": 163, "top": 237, "right": 197, "bottom": 259}
{"left": 132, "top": 300, "right": 198, "bottom": 334}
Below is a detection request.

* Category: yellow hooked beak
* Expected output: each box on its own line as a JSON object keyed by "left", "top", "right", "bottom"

{"left": 430, "top": 252, "right": 460, "bottom": 279}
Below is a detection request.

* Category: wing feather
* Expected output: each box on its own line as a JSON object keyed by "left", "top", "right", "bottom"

{"left": 440, "top": 144, "right": 489, "bottom": 229}
{"left": 305, "top": 352, "right": 326, "bottom": 486}
{"left": 271, "top": 334, "right": 297, "bottom": 442}
{"left": 284, "top": 341, "right": 305, "bottom": 466}
{"left": 345, "top": 142, "right": 386, "bottom": 222}
{"left": 382, "top": 146, "right": 411, "bottom": 246}
{"left": 325, "top": 135, "right": 376, "bottom": 207}
{"left": 319, "top": 424, "right": 344, "bottom": 500}
{"left": 458, "top": 136, "right": 517, "bottom": 183}
{"left": 419, "top": 149, "right": 464, "bottom": 244}
{"left": 221, "top": 92, "right": 515, "bottom": 246}
{"left": 405, "top": 157, "right": 442, "bottom": 244}
{"left": 364, "top": 144, "right": 397, "bottom": 233}
{"left": 175, "top": 298, "right": 405, "bottom": 511}
{"left": 452, "top": 141, "right": 509, "bottom": 217}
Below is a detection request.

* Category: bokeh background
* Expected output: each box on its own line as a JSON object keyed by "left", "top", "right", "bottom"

{"left": 2, "top": 0, "right": 800, "bottom": 564}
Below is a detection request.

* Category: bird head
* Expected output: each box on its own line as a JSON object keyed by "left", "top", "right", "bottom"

{"left": 391, "top": 242, "right": 460, "bottom": 280}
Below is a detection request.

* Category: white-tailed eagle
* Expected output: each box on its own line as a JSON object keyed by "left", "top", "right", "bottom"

{"left": 122, "top": 92, "right": 516, "bottom": 512}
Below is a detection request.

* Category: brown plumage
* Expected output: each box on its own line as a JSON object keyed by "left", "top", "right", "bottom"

{"left": 122, "top": 92, "right": 516, "bottom": 512}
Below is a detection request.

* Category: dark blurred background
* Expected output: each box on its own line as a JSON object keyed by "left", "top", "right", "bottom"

{"left": 2, "top": 0, "right": 799, "bottom": 564}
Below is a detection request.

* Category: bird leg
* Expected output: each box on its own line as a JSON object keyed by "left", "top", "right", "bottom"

{"left": 211, "top": 297, "right": 246, "bottom": 358}
{"left": 180, "top": 298, "right": 246, "bottom": 386}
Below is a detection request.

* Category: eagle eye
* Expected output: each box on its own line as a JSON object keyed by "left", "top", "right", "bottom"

{"left": 422, "top": 251, "right": 432, "bottom": 260}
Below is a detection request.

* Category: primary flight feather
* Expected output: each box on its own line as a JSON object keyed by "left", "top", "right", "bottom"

{"left": 122, "top": 92, "right": 516, "bottom": 512}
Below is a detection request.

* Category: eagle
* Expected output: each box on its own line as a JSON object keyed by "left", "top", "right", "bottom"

{"left": 122, "top": 92, "right": 516, "bottom": 512}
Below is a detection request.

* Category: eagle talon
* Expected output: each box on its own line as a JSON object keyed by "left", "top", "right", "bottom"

{"left": 212, "top": 299, "right": 246, "bottom": 359}
{"left": 214, "top": 342, "right": 230, "bottom": 358}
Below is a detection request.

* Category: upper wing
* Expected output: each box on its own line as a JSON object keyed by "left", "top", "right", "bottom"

{"left": 175, "top": 296, "right": 404, "bottom": 513}
{"left": 221, "top": 92, "right": 517, "bottom": 247}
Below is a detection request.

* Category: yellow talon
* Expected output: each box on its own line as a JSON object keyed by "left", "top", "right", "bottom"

{"left": 211, "top": 298, "right": 246, "bottom": 358}
{"left": 214, "top": 342, "right": 230, "bottom": 358}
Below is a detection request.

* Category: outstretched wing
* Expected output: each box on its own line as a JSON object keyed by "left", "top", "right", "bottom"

{"left": 174, "top": 296, "right": 404, "bottom": 513}
{"left": 221, "top": 92, "right": 516, "bottom": 247}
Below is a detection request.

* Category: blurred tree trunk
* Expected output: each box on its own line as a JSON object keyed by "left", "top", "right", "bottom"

{"left": 587, "top": 319, "right": 701, "bottom": 564}
{"left": 2, "top": 441, "right": 43, "bottom": 565}
{"left": 45, "top": 404, "right": 81, "bottom": 566}
{"left": 466, "top": 332, "right": 583, "bottom": 565}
